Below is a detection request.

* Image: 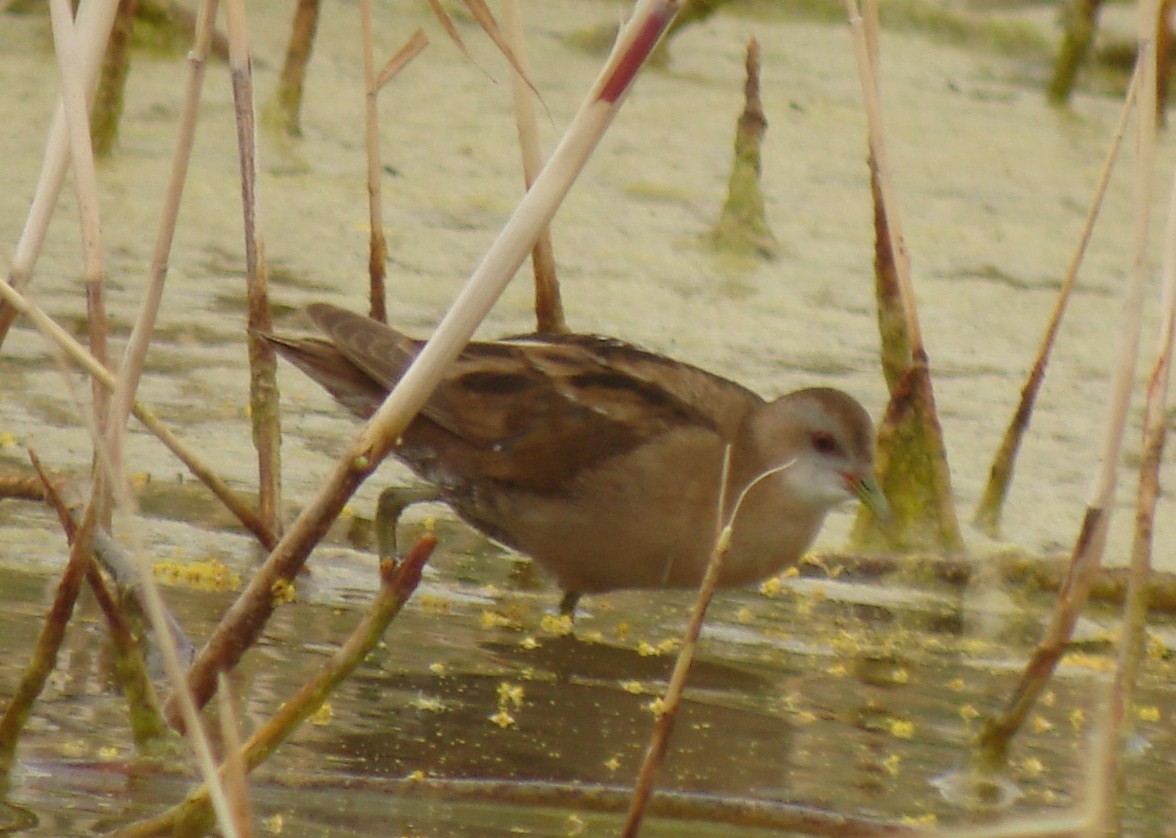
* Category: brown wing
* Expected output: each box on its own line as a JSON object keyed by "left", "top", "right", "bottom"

{"left": 306, "top": 304, "right": 765, "bottom": 492}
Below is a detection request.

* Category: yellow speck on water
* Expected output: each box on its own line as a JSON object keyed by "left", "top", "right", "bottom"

{"left": 1041, "top": 690, "right": 1056, "bottom": 707}
{"left": 622, "top": 680, "right": 644, "bottom": 694}
{"left": 901, "top": 814, "right": 937, "bottom": 826}
{"left": 310, "top": 703, "right": 332, "bottom": 726}
{"left": 479, "top": 610, "right": 516, "bottom": 631}
{"left": 540, "top": 613, "right": 574, "bottom": 636}
{"left": 883, "top": 753, "right": 901, "bottom": 776}
{"left": 958, "top": 704, "right": 979, "bottom": 721}
{"left": 519, "top": 636, "right": 540, "bottom": 650}
{"left": 565, "top": 813, "right": 587, "bottom": 836}
{"left": 497, "top": 682, "right": 524, "bottom": 708}
{"left": 636, "top": 641, "right": 660, "bottom": 657}
{"left": 1068, "top": 708, "right": 1085, "bottom": 730}
{"left": 1030, "top": 715, "right": 1053, "bottom": 734}
{"left": 410, "top": 694, "right": 446, "bottom": 713}
{"left": 153, "top": 557, "right": 241, "bottom": 592}
{"left": 1136, "top": 705, "right": 1161, "bottom": 723}
{"left": 759, "top": 576, "right": 783, "bottom": 596}
{"left": 0, "top": 432, "right": 17, "bottom": 447}
{"left": 888, "top": 719, "right": 915, "bottom": 739}
{"left": 826, "top": 663, "right": 848, "bottom": 677}
{"left": 1062, "top": 652, "right": 1114, "bottom": 673}
{"left": 270, "top": 578, "right": 296, "bottom": 605}
{"left": 604, "top": 755, "right": 621, "bottom": 772}
{"left": 419, "top": 595, "right": 452, "bottom": 614}
{"left": 645, "top": 698, "right": 666, "bottom": 717}
{"left": 889, "top": 667, "right": 910, "bottom": 684}
{"left": 947, "top": 677, "right": 966, "bottom": 692}
{"left": 129, "top": 472, "right": 151, "bottom": 490}
{"left": 656, "top": 638, "right": 681, "bottom": 654}
{"left": 1018, "top": 757, "right": 1045, "bottom": 778}
{"left": 489, "top": 709, "right": 516, "bottom": 729}
{"left": 428, "top": 662, "right": 447, "bottom": 676}
{"left": 262, "top": 814, "right": 284, "bottom": 835}
{"left": 407, "top": 770, "right": 426, "bottom": 781}
{"left": 98, "top": 746, "right": 120, "bottom": 760}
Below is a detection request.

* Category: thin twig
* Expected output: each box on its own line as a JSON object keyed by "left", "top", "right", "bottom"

{"left": 216, "top": 673, "right": 255, "bottom": 838}
{"left": 225, "top": 0, "right": 282, "bottom": 539}
{"left": 501, "top": 0, "right": 565, "bottom": 332}
{"left": 844, "top": 0, "right": 920, "bottom": 355}
{"left": 48, "top": 0, "right": 113, "bottom": 505}
{"left": 107, "top": 0, "right": 219, "bottom": 478}
{"left": 974, "top": 58, "right": 1143, "bottom": 536}
{"left": 359, "top": 0, "right": 388, "bottom": 322}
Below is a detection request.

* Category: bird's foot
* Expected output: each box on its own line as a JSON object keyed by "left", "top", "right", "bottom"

{"left": 557, "top": 590, "right": 583, "bottom": 622}
{"left": 376, "top": 484, "right": 443, "bottom": 563}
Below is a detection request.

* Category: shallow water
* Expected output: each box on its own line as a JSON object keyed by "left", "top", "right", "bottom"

{"left": 3, "top": 0, "right": 1176, "bottom": 834}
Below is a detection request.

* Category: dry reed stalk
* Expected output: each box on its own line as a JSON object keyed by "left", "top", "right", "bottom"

{"left": 0, "top": 474, "right": 45, "bottom": 500}
{"left": 48, "top": 0, "right": 113, "bottom": 516}
{"left": 974, "top": 0, "right": 1160, "bottom": 775}
{"left": 0, "top": 0, "right": 120, "bottom": 349}
{"left": 0, "top": 281, "right": 277, "bottom": 548}
{"left": 374, "top": 30, "right": 429, "bottom": 91}
{"left": 1093, "top": 101, "right": 1176, "bottom": 834}
{"left": 973, "top": 59, "right": 1141, "bottom": 537}
{"left": 501, "top": 0, "right": 566, "bottom": 333}
{"left": 358, "top": 0, "right": 389, "bottom": 323}
{"left": 108, "top": 0, "right": 217, "bottom": 458}
{"left": 117, "top": 536, "right": 435, "bottom": 838}
{"left": 225, "top": 0, "right": 282, "bottom": 540}
{"left": 215, "top": 673, "right": 255, "bottom": 838}
{"left": 164, "top": 0, "right": 683, "bottom": 725}
{"left": 844, "top": 0, "right": 962, "bottom": 552}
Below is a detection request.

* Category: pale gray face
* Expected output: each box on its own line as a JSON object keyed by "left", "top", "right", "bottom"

{"left": 754, "top": 388, "right": 883, "bottom": 515}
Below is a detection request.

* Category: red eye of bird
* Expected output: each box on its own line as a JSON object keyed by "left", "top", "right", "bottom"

{"left": 811, "top": 431, "right": 837, "bottom": 455}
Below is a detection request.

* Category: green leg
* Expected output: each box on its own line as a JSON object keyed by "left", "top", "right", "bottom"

{"left": 376, "top": 485, "right": 442, "bottom": 561}
{"left": 558, "top": 590, "right": 583, "bottom": 621}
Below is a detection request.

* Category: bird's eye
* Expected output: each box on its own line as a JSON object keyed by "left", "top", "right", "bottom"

{"left": 810, "top": 431, "right": 837, "bottom": 455}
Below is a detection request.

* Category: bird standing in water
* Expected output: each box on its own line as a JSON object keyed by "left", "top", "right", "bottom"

{"left": 264, "top": 303, "right": 887, "bottom": 617}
